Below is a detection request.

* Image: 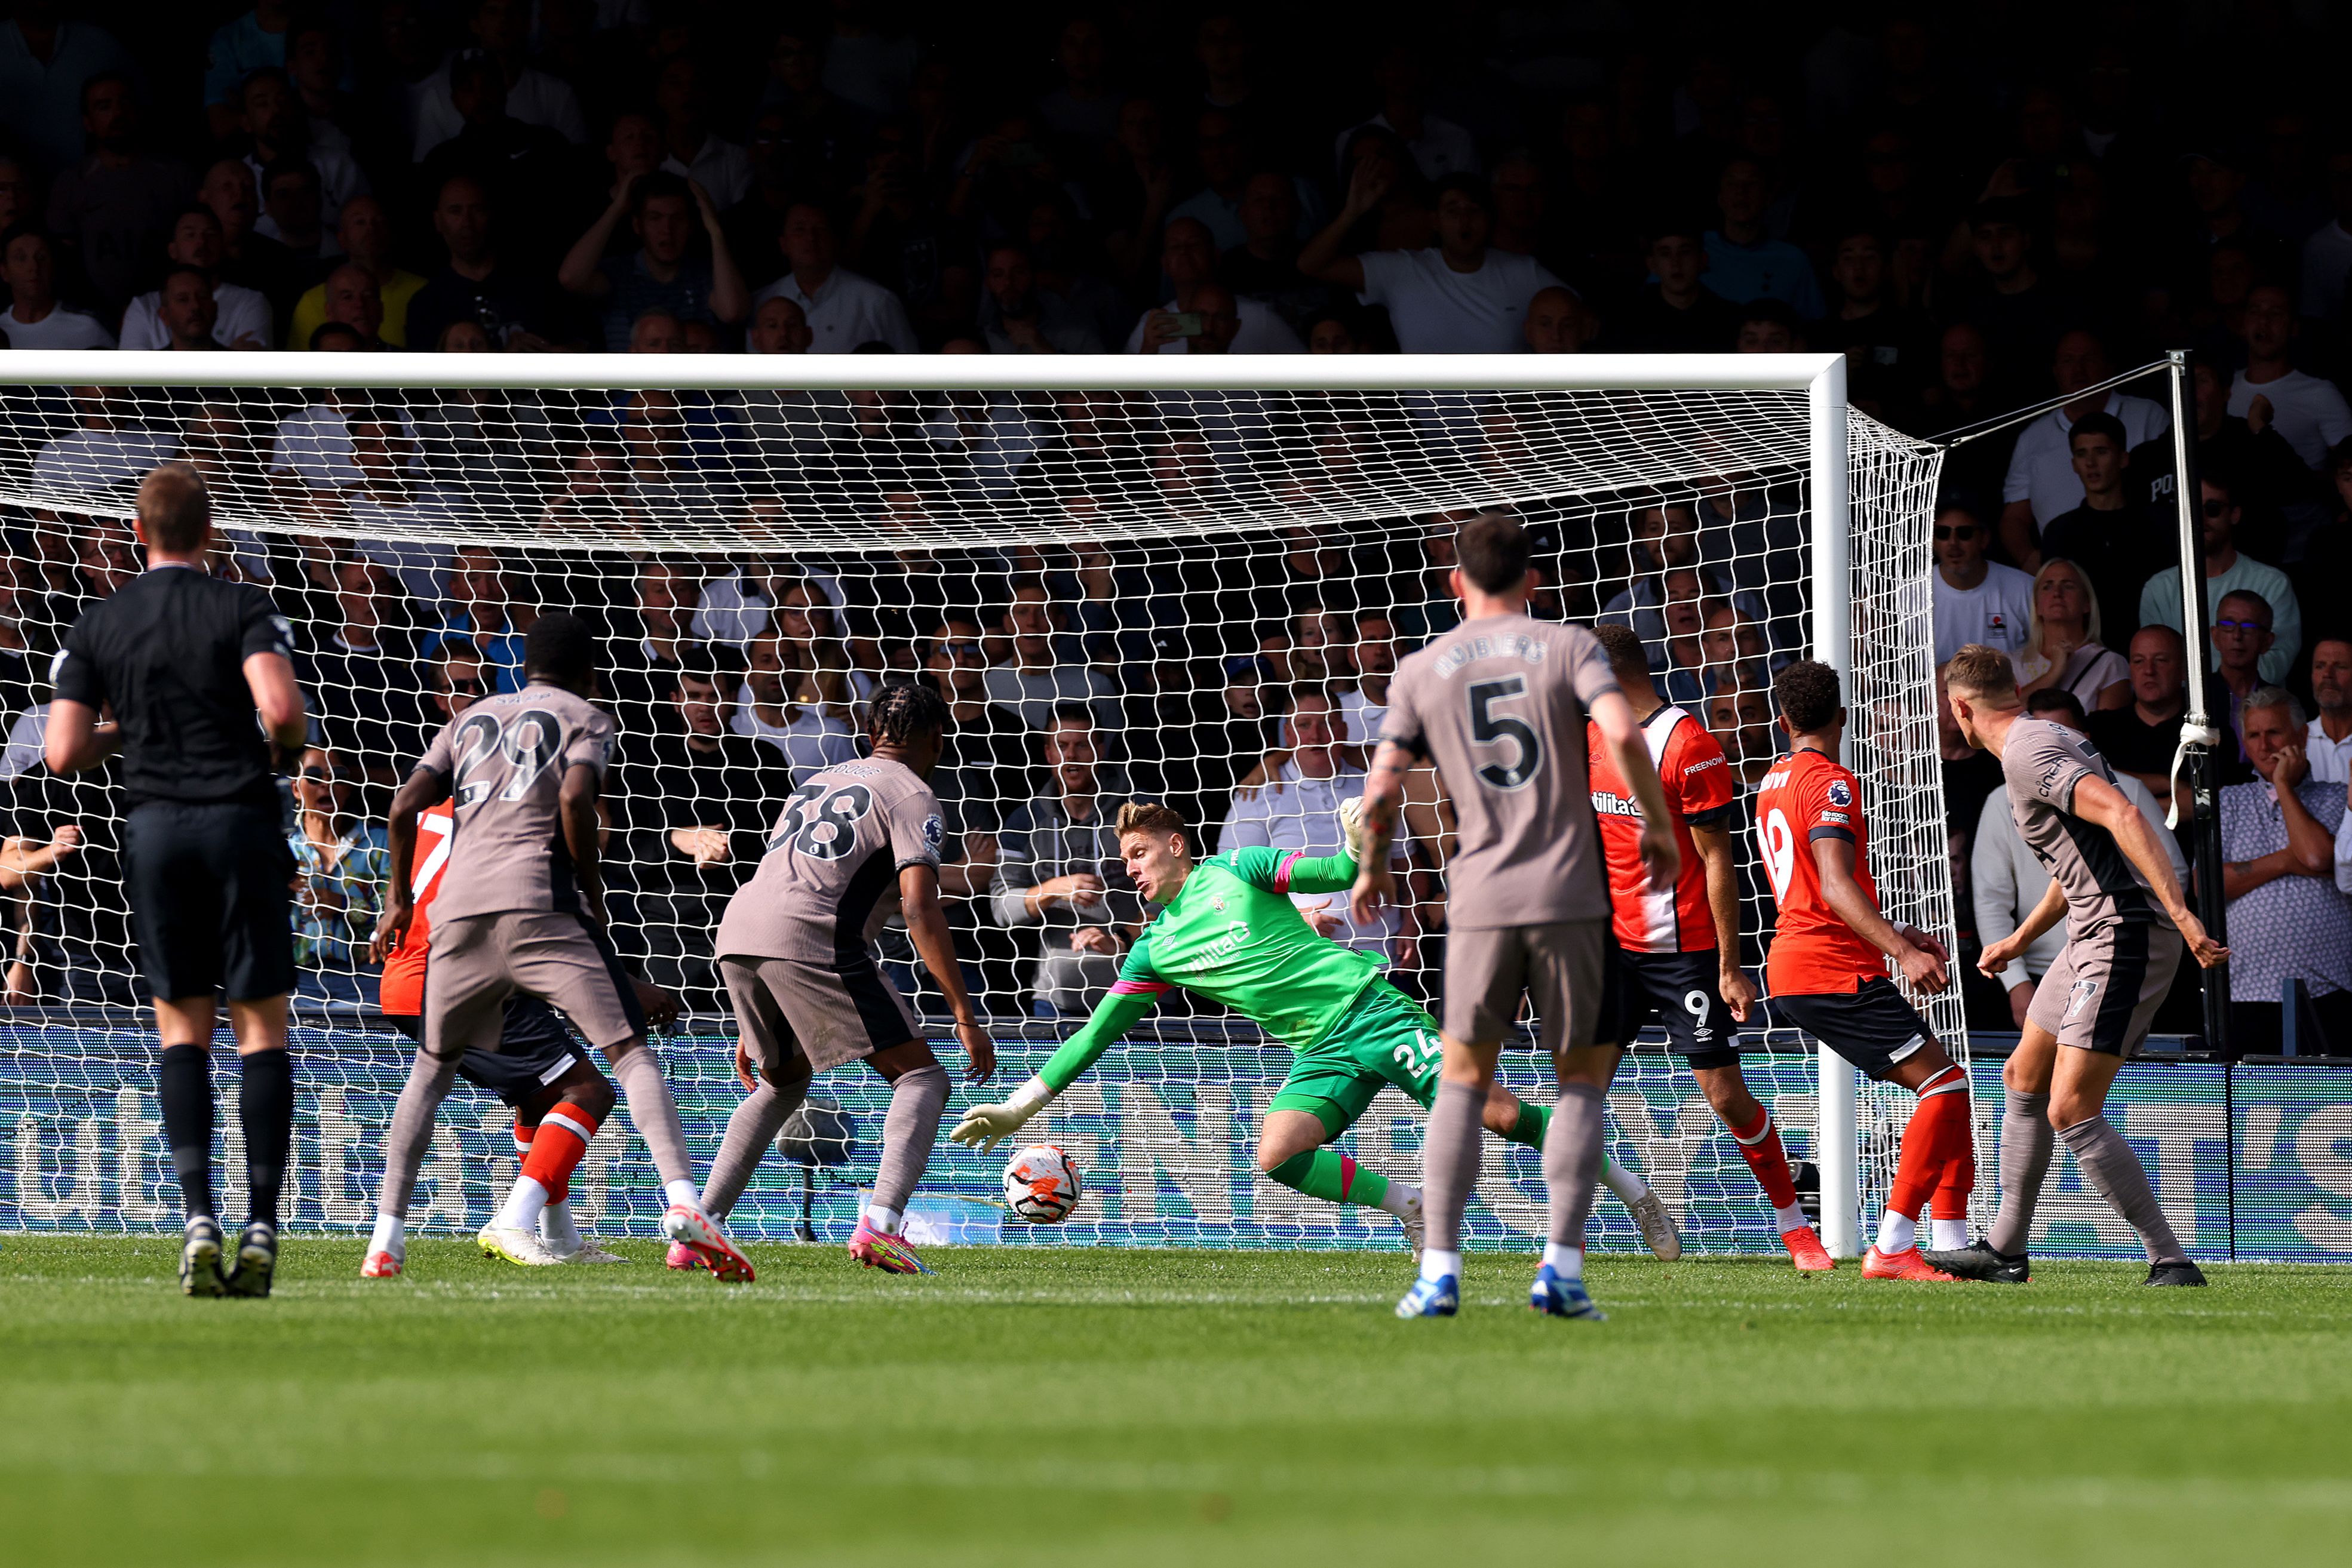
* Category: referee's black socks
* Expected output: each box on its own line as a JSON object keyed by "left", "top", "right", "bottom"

{"left": 240, "top": 1047, "right": 294, "bottom": 1229}
{"left": 158, "top": 1044, "right": 215, "bottom": 1222}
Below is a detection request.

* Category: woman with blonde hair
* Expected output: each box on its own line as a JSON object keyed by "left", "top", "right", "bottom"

{"left": 2014, "top": 556, "right": 2129, "bottom": 711}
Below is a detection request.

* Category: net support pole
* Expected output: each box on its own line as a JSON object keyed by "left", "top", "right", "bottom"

{"left": 2166, "top": 349, "right": 2230, "bottom": 1053}
{"left": 1809, "top": 357, "right": 1861, "bottom": 1259}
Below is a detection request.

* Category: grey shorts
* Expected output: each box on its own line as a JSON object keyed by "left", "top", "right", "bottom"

{"left": 2028, "top": 918, "right": 2184, "bottom": 1059}
{"left": 425, "top": 911, "right": 646, "bottom": 1061}
{"left": 1442, "top": 919, "right": 1620, "bottom": 1054}
{"left": 720, "top": 949, "right": 919, "bottom": 1075}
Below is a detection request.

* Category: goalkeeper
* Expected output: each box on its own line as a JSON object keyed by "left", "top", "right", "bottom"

{"left": 954, "top": 801, "right": 1675, "bottom": 1252}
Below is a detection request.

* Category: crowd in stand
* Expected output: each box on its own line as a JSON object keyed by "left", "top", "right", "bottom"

{"left": 0, "top": 2, "right": 2345, "bottom": 1050}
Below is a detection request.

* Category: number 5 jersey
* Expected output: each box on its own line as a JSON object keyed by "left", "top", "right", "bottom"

{"left": 714, "top": 757, "right": 946, "bottom": 962}
{"left": 413, "top": 682, "right": 617, "bottom": 923}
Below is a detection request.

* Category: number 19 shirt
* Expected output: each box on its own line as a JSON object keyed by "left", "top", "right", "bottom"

{"left": 1752, "top": 747, "right": 1884, "bottom": 995}
{"left": 714, "top": 757, "right": 945, "bottom": 963}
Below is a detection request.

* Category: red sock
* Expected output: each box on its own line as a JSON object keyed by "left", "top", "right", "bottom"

{"left": 1890, "top": 1069, "right": 1969, "bottom": 1226}
{"left": 1727, "top": 1105, "right": 1800, "bottom": 1213}
{"left": 1932, "top": 1084, "right": 1976, "bottom": 1221}
{"left": 524, "top": 1104, "right": 601, "bottom": 1205}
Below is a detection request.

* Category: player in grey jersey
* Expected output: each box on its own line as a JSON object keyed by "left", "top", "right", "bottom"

{"left": 690, "top": 682, "right": 994, "bottom": 1277}
{"left": 1936, "top": 645, "right": 2229, "bottom": 1286}
{"left": 1353, "top": 511, "right": 1679, "bottom": 1319}
{"left": 370, "top": 614, "right": 756, "bottom": 1280}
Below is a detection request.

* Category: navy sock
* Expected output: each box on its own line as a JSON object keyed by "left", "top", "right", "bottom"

{"left": 158, "top": 1044, "right": 214, "bottom": 1222}
{"left": 239, "top": 1047, "right": 294, "bottom": 1228}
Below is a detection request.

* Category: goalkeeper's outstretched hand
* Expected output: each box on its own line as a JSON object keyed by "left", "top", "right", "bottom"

{"left": 951, "top": 1075, "right": 1053, "bottom": 1152}
{"left": 1338, "top": 796, "right": 1369, "bottom": 860}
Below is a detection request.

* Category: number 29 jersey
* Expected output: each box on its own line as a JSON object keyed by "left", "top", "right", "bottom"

{"left": 1752, "top": 747, "right": 1886, "bottom": 995}
{"left": 414, "top": 683, "right": 616, "bottom": 923}
{"left": 714, "top": 757, "right": 945, "bottom": 963}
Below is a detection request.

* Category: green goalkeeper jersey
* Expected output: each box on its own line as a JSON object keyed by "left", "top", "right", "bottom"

{"left": 1036, "top": 846, "right": 1379, "bottom": 1093}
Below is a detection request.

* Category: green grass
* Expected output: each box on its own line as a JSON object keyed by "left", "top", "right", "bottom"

{"left": 2, "top": 1237, "right": 2347, "bottom": 1567}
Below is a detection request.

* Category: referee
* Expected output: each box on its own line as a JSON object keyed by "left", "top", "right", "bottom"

{"left": 46, "top": 463, "right": 309, "bottom": 1298}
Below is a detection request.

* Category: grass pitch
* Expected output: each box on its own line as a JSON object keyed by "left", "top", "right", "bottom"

{"left": 2, "top": 1237, "right": 2346, "bottom": 1567}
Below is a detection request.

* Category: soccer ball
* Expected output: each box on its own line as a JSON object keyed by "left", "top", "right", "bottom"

{"left": 1002, "top": 1144, "right": 1082, "bottom": 1225}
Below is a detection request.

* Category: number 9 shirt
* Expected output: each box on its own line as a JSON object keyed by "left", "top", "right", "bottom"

{"left": 1752, "top": 748, "right": 1886, "bottom": 995}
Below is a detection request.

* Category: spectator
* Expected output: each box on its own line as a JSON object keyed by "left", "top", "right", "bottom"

{"left": 1702, "top": 682, "right": 1777, "bottom": 789}
{"left": 2308, "top": 637, "right": 2352, "bottom": 783}
{"left": 922, "top": 616, "right": 1035, "bottom": 832}
{"left": 0, "top": 4, "right": 134, "bottom": 179}
{"left": 2129, "top": 359, "right": 2309, "bottom": 570}
{"left": 1172, "top": 111, "right": 1316, "bottom": 253}
{"left": 256, "top": 159, "right": 330, "bottom": 271}
{"left": 119, "top": 207, "right": 272, "bottom": 349}
{"left": 237, "top": 67, "right": 368, "bottom": 242}
{"left": 1126, "top": 217, "right": 1302, "bottom": 353}
{"left": 2014, "top": 557, "right": 2130, "bottom": 712}
{"left": 1333, "top": 43, "right": 1478, "bottom": 183}
{"left": 202, "top": 1, "right": 297, "bottom": 140}
{"left": 559, "top": 171, "right": 749, "bottom": 352}
{"left": 1973, "top": 688, "right": 2185, "bottom": 1028}
{"left": 751, "top": 201, "right": 915, "bottom": 353}
{"left": 300, "top": 555, "right": 417, "bottom": 787}
{"left": 1930, "top": 500, "right": 2034, "bottom": 664}
{"left": 2221, "top": 688, "right": 2352, "bottom": 1053}
{"left": 2227, "top": 282, "right": 2352, "bottom": 471}
{"left": 413, "top": 45, "right": 581, "bottom": 260}
{"left": 1700, "top": 158, "right": 1823, "bottom": 318}
{"left": 730, "top": 630, "right": 859, "bottom": 782}
{"left": 747, "top": 293, "right": 813, "bottom": 354}
{"left": 978, "top": 246, "right": 1103, "bottom": 354}
{"left": 2301, "top": 147, "right": 2352, "bottom": 324}
{"left": 613, "top": 649, "right": 792, "bottom": 1013}
{"left": 1955, "top": 197, "right": 2071, "bottom": 382}
{"left": 404, "top": 177, "right": 563, "bottom": 352}
{"left": 1218, "top": 685, "right": 1413, "bottom": 964}
{"left": 984, "top": 580, "right": 1122, "bottom": 733}
{"left": 410, "top": 0, "right": 589, "bottom": 159}
{"left": 287, "top": 746, "right": 390, "bottom": 1006}
{"left": 1823, "top": 225, "right": 1929, "bottom": 416}
{"left": 2139, "top": 475, "right": 2300, "bottom": 683}
{"left": 1300, "top": 170, "right": 1561, "bottom": 353}
{"left": 1340, "top": 613, "right": 1398, "bottom": 744}
{"left": 45, "top": 73, "right": 183, "bottom": 315}
{"left": 197, "top": 156, "right": 307, "bottom": 319}
{"left": 421, "top": 545, "right": 532, "bottom": 693}
{"left": 299, "top": 264, "right": 388, "bottom": 351}
{"left": 1733, "top": 299, "right": 1803, "bottom": 352}
{"left": 653, "top": 55, "right": 752, "bottom": 211}
{"left": 146, "top": 264, "right": 227, "bottom": 352}
{"left": 988, "top": 705, "right": 1149, "bottom": 1016}
{"left": 2000, "top": 331, "right": 2171, "bottom": 562}
{"left": 606, "top": 554, "right": 707, "bottom": 737}
{"left": 628, "top": 310, "right": 687, "bottom": 353}
{"left": 2037, "top": 413, "right": 2158, "bottom": 645}
{"left": 1615, "top": 217, "right": 1740, "bottom": 352}
{"left": 2211, "top": 590, "right": 2280, "bottom": 752}
{"left": 1524, "top": 285, "right": 1598, "bottom": 353}
{"left": 1223, "top": 170, "right": 1327, "bottom": 331}
{"left": 30, "top": 385, "right": 173, "bottom": 491}
{"left": 289, "top": 198, "right": 424, "bottom": 350}
{"left": 0, "top": 226, "right": 113, "bottom": 348}
{"left": 1599, "top": 502, "right": 1771, "bottom": 661}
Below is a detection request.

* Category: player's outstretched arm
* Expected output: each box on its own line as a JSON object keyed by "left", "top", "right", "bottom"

{"left": 2072, "top": 773, "right": 2230, "bottom": 968}
{"left": 1591, "top": 690, "right": 1681, "bottom": 890}
{"left": 1349, "top": 739, "right": 1414, "bottom": 924}
{"left": 1810, "top": 835, "right": 1949, "bottom": 994}
{"left": 950, "top": 980, "right": 1162, "bottom": 1150}
{"left": 899, "top": 862, "right": 994, "bottom": 1084}
{"left": 1979, "top": 876, "right": 2066, "bottom": 977}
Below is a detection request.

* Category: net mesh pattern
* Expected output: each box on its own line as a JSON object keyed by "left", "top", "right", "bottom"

{"left": 0, "top": 376, "right": 1963, "bottom": 1244}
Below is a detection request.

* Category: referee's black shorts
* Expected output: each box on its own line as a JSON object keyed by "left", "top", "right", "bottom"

{"left": 123, "top": 799, "right": 297, "bottom": 1003}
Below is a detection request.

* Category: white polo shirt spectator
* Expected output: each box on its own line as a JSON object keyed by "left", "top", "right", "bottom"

{"left": 119, "top": 279, "right": 273, "bottom": 349}
{"left": 662, "top": 136, "right": 754, "bottom": 212}
{"left": 751, "top": 268, "right": 917, "bottom": 353}
{"left": 32, "top": 425, "right": 174, "bottom": 490}
{"left": 3, "top": 301, "right": 115, "bottom": 349}
{"left": 1974, "top": 774, "right": 2183, "bottom": 994}
{"left": 2310, "top": 718, "right": 2352, "bottom": 785}
{"left": 1932, "top": 560, "right": 2035, "bottom": 664}
{"left": 732, "top": 694, "right": 858, "bottom": 785}
{"left": 2003, "top": 392, "right": 2171, "bottom": 525}
{"left": 1123, "top": 296, "right": 1303, "bottom": 355}
{"left": 2227, "top": 368, "right": 2352, "bottom": 470}
{"left": 1218, "top": 758, "right": 1402, "bottom": 962}
{"left": 1356, "top": 247, "right": 1564, "bottom": 354}
{"left": 410, "top": 63, "right": 589, "bottom": 159}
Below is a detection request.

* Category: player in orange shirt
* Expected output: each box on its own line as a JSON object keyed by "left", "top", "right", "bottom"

{"left": 1752, "top": 660, "right": 1975, "bottom": 1281}
{"left": 1587, "top": 626, "right": 1832, "bottom": 1270}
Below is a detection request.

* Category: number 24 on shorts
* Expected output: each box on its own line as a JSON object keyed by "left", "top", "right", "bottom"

{"left": 1392, "top": 1028, "right": 1442, "bottom": 1077}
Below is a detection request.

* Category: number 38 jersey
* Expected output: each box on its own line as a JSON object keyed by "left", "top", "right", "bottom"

{"left": 714, "top": 757, "right": 945, "bottom": 963}
{"left": 1381, "top": 613, "right": 1620, "bottom": 931}
{"left": 1752, "top": 747, "right": 1885, "bottom": 995}
{"left": 414, "top": 683, "right": 616, "bottom": 923}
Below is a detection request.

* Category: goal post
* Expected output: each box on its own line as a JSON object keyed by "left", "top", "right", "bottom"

{"left": 0, "top": 351, "right": 1950, "bottom": 1253}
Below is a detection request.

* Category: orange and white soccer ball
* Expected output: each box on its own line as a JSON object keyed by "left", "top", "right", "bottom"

{"left": 1002, "top": 1143, "right": 1082, "bottom": 1224}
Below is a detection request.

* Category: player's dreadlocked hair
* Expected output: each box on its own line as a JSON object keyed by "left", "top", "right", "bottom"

{"left": 867, "top": 680, "right": 948, "bottom": 748}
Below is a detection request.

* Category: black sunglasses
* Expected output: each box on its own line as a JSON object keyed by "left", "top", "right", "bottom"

{"left": 443, "top": 678, "right": 488, "bottom": 697}
{"left": 297, "top": 766, "right": 340, "bottom": 784}
{"left": 1933, "top": 524, "right": 1979, "bottom": 540}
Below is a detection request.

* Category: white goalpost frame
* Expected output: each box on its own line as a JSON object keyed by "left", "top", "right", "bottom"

{"left": 0, "top": 348, "right": 1907, "bottom": 1255}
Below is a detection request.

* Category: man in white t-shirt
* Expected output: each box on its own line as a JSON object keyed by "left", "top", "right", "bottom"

{"left": 1, "top": 229, "right": 114, "bottom": 349}
{"left": 1931, "top": 500, "right": 2034, "bottom": 664}
{"left": 2305, "top": 637, "right": 2351, "bottom": 785}
{"left": 750, "top": 202, "right": 917, "bottom": 353}
{"left": 118, "top": 205, "right": 273, "bottom": 349}
{"left": 1339, "top": 613, "right": 1398, "bottom": 745}
{"left": 2227, "top": 284, "right": 2352, "bottom": 471}
{"left": 1300, "top": 170, "right": 1563, "bottom": 353}
{"left": 2000, "top": 330, "right": 2170, "bottom": 558}
{"left": 1122, "top": 219, "right": 1303, "bottom": 354}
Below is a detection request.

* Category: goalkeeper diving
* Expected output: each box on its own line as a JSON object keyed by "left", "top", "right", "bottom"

{"left": 953, "top": 800, "right": 1678, "bottom": 1253}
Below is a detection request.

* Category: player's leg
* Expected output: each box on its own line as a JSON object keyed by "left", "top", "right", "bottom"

{"left": 698, "top": 959, "right": 814, "bottom": 1226}
{"left": 1529, "top": 923, "right": 1623, "bottom": 1320}
{"left": 848, "top": 1039, "right": 948, "bottom": 1274}
{"left": 152, "top": 995, "right": 228, "bottom": 1296}
{"left": 492, "top": 1052, "right": 617, "bottom": 1262}
{"left": 1691, "top": 1062, "right": 1826, "bottom": 1268}
{"left": 368, "top": 921, "right": 502, "bottom": 1276}
{"left": 1477, "top": 1078, "right": 1679, "bottom": 1261}
{"left": 1257, "top": 1082, "right": 1423, "bottom": 1246}
{"left": 1399, "top": 930, "right": 1520, "bottom": 1315}
{"left": 216, "top": 803, "right": 300, "bottom": 1296}
{"left": 1926, "top": 1022, "right": 2055, "bottom": 1281}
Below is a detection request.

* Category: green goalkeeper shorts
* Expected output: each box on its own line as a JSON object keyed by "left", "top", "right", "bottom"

{"left": 1268, "top": 981, "right": 1445, "bottom": 1141}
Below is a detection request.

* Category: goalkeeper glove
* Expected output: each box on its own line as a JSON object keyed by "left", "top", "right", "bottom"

{"left": 950, "top": 1074, "right": 1054, "bottom": 1152}
{"left": 1338, "top": 797, "right": 1369, "bottom": 861}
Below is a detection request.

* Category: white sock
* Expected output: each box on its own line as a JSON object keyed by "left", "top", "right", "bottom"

{"left": 863, "top": 1203, "right": 904, "bottom": 1235}
{"left": 495, "top": 1176, "right": 550, "bottom": 1233}
{"left": 664, "top": 1178, "right": 699, "bottom": 1210}
{"left": 1419, "top": 1247, "right": 1461, "bottom": 1284}
{"left": 369, "top": 1212, "right": 405, "bottom": 1260}
{"left": 1542, "top": 1242, "right": 1584, "bottom": 1279}
{"left": 1774, "top": 1201, "right": 1810, "bottom": 1233}
{"left": 1378, "top": 1180, "right": 1420, "bottom": 1218}
{"left": 1931, "top": 1217, "right": 1970, "bottom": 1252}
{"left": 1876, "top": 1210, "right": 1917, "bottom": 1256}
{"left": 541, "top": 1200, "right": 583, "bottom": 1254}
{"left": 1599, "top": 1158, "right": 1647, "bottom": 1203}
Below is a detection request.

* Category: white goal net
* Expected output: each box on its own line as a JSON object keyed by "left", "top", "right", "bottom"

{"left": 0, "top": 353, "right": 1957, "bottom": 1256}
